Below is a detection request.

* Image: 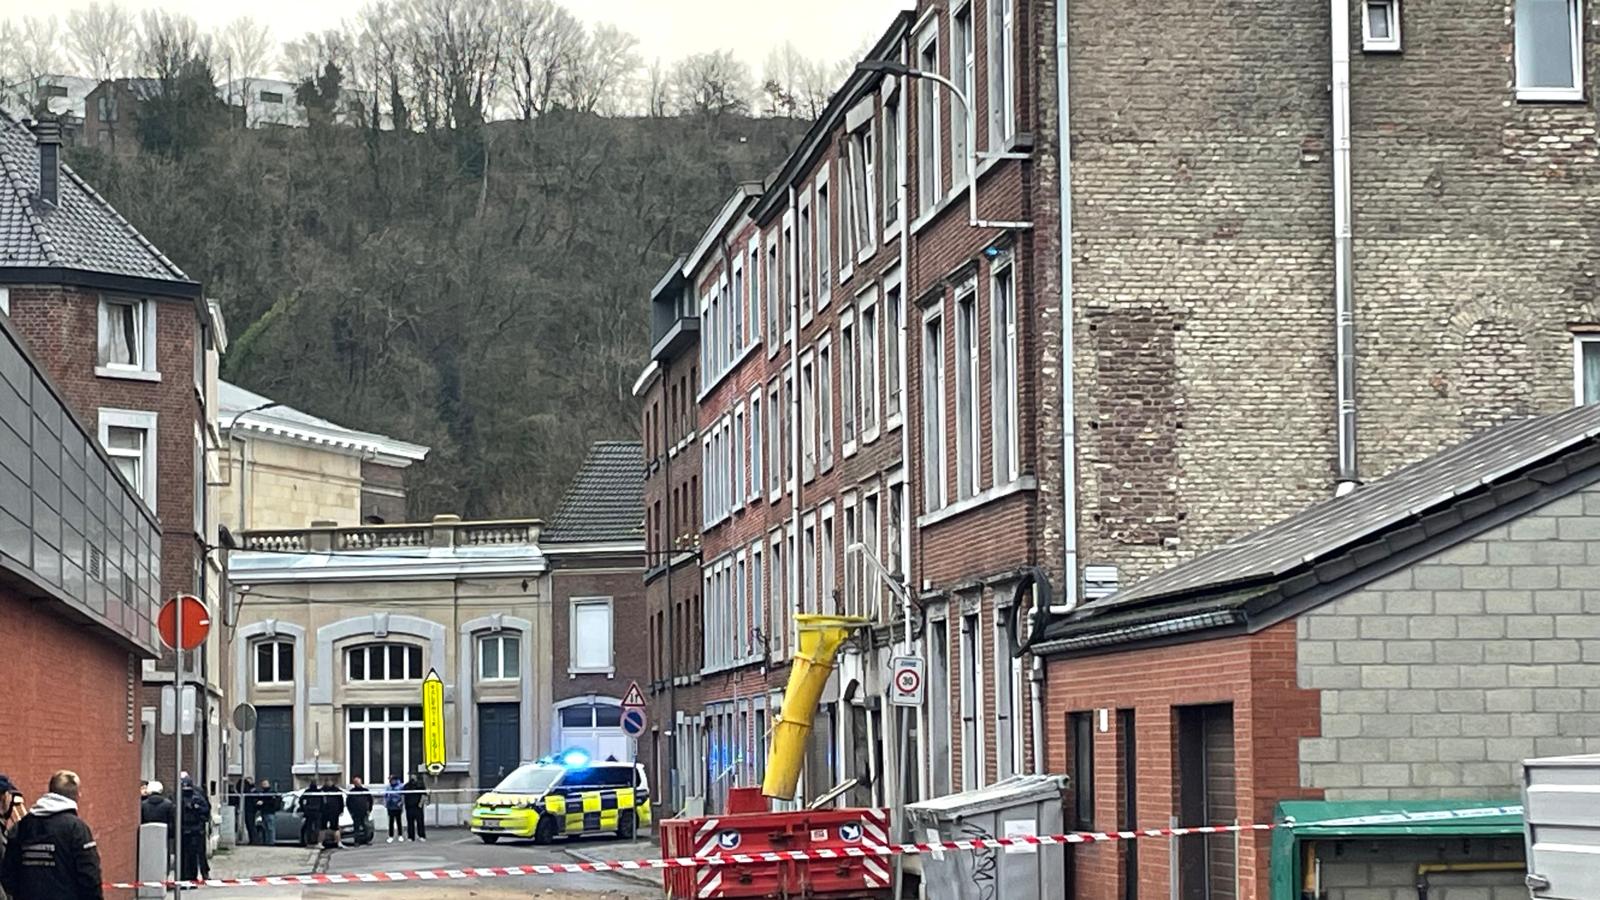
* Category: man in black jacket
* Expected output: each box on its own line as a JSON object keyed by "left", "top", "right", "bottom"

{"left": 177, "top": 777, "right": 210, "bottom": 882}
{"left": 252, "top": 780, "right": 282, "bottom": 846}
{"left": 344, "top": 778, "right": 374, "bottom": 846}
{"left": 0, "top": 770, "right": 103, "bottom": 900}
{"left": 138, "top": 781, "right": 175, "bottom": 878}
{"left": 318, "top": 778, "right": 346, "bottom": 849}
{"left": 298, "top": 783, "right": 323, "bottom": 848}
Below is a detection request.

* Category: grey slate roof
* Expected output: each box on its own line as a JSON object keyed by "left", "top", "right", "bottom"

{"left": 0, "top": 110, "right": 193, "bottom": 287}
{"left": 543, "top": 441, "right": 645, "bottom": 544}
{"left": 1074, "top": 403, "right": 1600, "bottom": 615}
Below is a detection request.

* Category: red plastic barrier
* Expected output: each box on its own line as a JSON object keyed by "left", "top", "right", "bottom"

{"left": 661, "top": 805, "right": 892, "bottom": 899}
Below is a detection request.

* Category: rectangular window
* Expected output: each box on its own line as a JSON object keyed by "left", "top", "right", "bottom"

{"left": 769, "top": 381, "right": 782, "bottom": 496}
{"left": 732, "top": 261, "right": 744, "bottom": 350}
{"left": 860, "top": 296, "right": 880, "bottom": 437}
{"left": 735, "top": 555, "right": 747, "bottom": 666}
{"left": 750, "top": 390, "right": 763, "bottom": 501}
{"left": 862, "top": 490, "right": 881, "bottom": 616}
{"left": 784, "top": 373, "right": 795, "bottom": 490}
{"left": 770, "top": 530, "right": 784, "bottom": 652}
{"left": 260, "top": 90, "right": 285, "bottom": 103}
{"left": 882, "top": 90, "right": 902, "bottom": 230}
{"left": 922, "top": 311, "right": 948, "bottom": 509}
{"left": 750, "top": 242, "right": 762, "bottom": 346}
{"left": 479, "top": 634, "right": 520, "bottom": 680}
{"left": 988, "top": 0, "right": 1017, "bottom": 147}
{"left": 928, "top": 616, "right": 952, "bottom": 796}
{"left": 782, "top": 218, "right": 794, "bottom": 336}
{"left": 820, "top": 503, "right": 836, "bottom": 616}
{"left": 99, "top": 409, "right": 158, "bottom": 505}
{"left": 346, "top": 706, "right": 423, "bottom": 784}
{"left": 887, "top": 281, "right": 904, "bottom": 420}
{"left": 571, "top": 598, "right": 614, "bottom": 673}
{"left": 1516, "top": 0, "right": 1582, "bottom": 100}
{"left": 960, "top": 611, "right": 984, "bottom": 789}
{"left": 844, "top": 494, "right": 861, "bottom": 616}
{"left": 955, "top": 288, "right": 981, "bottom": 500}
{"left": 848, "top": 125, "right": 878, "bottom": 257}
{"left": 1070, "top": 712, "right": 1094, "bottom": 829}
{"left": 254, "top": 640, "right": 294, "bottom": 685}
{"left": 751, "top": 544, "right": 764, "bottom": 659}
{"left": 799, "top": 195, "right": 813, "bottom": 318}
{"left": 1574, "top": 335, "right": 1600, "bottom": 405}
{"left": 952, "top": 3, "right": 973, "bottom": 185}
{"left": 803, "top": 515, "right": 818, "bottom": 614}
{"left": 734, "top": 405, "right": 746, "bottom": 508}
{"left": 801, "top": 352, "right": 817, "bottom": 480}
{"left": 994, "top": 612, "right": 1023, "bottom": 779}
{"left": 817, "top": 178, "right": 832, "bottom": 303}
{"left": 917, "top": 26, "right": 941, "bottom": 214}
{"left": 991, "top": 265, "right": 1019, "bottom": 483}
{"left": 842, "top": 311, "right": 858, "bottom": 449}
{"left": 1362, "top": 0, "right": 1401, "bottom": 51}
{"left": 345, "top": 644, "right": 424, "bottom": 682}
{"left": 888, "top": 479, "right": 906, "bottom": 578}
{"left": 98, "top": 296, "right": 155, "bottom": 375}
{"left": 766, "top": 239, "right": 780, "bottom": 353}
{"left": 819, "top": 340, "right": 834, "bottom": 468}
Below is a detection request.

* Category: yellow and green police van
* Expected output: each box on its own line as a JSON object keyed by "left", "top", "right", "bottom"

{"left": 469, "top": 751, "right": 652, "bottom": 844}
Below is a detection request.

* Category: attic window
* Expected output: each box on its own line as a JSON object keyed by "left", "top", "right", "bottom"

{"left": 1363, "top": 0, "right": 1401, "bottom": 51}
{"left": 45, "top": 84, "right": 69, "bottom": 99}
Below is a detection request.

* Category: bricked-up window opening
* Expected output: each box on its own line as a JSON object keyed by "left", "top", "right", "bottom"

{"left": 916, "top": 25, "right": 941, "bottom": 214}
{"left": 478, "top": 634, "right": 520, "bottom": 681}
{"left": 750, "top": 389, "right": 763, "bottom": 500}
{"left": 802, "top": 352, "right": 817, "bottom": 479}
{"left": 955, "top": 288, "right": 982, "bottom": 500}
{"left": 98, "top": 296, "right": 149, "bottom": 370}
{"left": 951, "top": 2, "right": 974, "bottom": 186}
{"left": 255, "top": 640, "right": 294, "bottom": 685}
{"left": 768, "top": 380, "right": 783, "bottom": 496}
{"left": 991, "top": 264, "right": 1019, "bottom": 483}
{"left": 751, "top": 543, "right": 764, "bottom": 659}
{"left": 842, "top": 311, "right": 858, "bottom": 448}
{"left": 922, "top": 310, "right": 949, "bottom": 508}
{"left": 819, "top": 339, "right": 835, "bottom": 469}
{"left": 1361, "top": 0, "right": 1400, "bottom": 51}
{"left": 571, "top": 597, "right": 615, "bottom": 673}
{"left": 817, "top": 178, "right": 832, "bottom": 304}
{"left": 988, "top": 0, "right": 1017, "bottom": 147}
{"left": 820, "top": 502, "right": 837, "bottom": 615}
{"left": 1574, "top": 336, "right": 1600, "bottom": 404}
{"left": 1118, "top": 709, "right": 1138, "bottom": 900}
{"left": 861, "top": 295, "right": 881, "bottom": 438}
{"left": 1177, "top": 703, "right": 1236, "bottom": 900}
{"left": 347, "top": 706, "right": 423, "bottom": 783}
{"left": 863, "top": 491, "right": 882, "bottom": 618}
{"left": 882, "top": 90, "right": 902, "bottom": 229}
{"left": 886, "top": 281, "right": 904, "bottom": 420}
{"left": 1515, "top": 0, "right": 1582, "bottom": 100}
{"left": 1069, "top": 711, "right": 1094, "bottom": 829}
{"left": 346, "top": 643, "right": 424, "bottom": 682}
{"left": 927, "top": 615, "right": 952, "bottom": 796}
{"left": 959, "top": 610, "right": 985, "bottom": 789}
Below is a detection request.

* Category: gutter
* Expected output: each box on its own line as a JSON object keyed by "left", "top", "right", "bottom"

{"left": 1331, "top": 0, "right": 1359, "bottom": 492}
{"left": 1030, "top": 609, "right": 1245, "bottom": 657}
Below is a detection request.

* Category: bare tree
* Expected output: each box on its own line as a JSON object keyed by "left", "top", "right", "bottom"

{"left": 392, "top": 0, "right": 508, "bottom": 130}
{"left": 215, "top": 16, "right": 273, "bottom": 125}
{"left": 643, "top": 56, "right": 672, "bottom": 118}
{"left": 559, "top": 23, "right": 639, "bottom": 115}
{"left": 355, "top": 2, "right": 409, "bottom": 130}
{"left": 0, "top": 16, "right": 64, "bottom": 112}
{"left": 670, "top": 49, "right": 754, "bottom": 118}
{"left": 283, "top": 29, "right": 353, "bottom": 84}
{"left": 65, "top": 2, "right": 136, "bottom": 82}
{"left": 761, "top": 40, "right": 850, "bottom": 119}
{"left": 137, "top": 10, "right": 209, "bottom": 79}
{"left": 500, "top": 0, "right": 583, "bottom": 121}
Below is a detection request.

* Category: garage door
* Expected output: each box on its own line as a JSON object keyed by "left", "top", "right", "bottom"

{"left": 556, "top": 702, "right": 629, "bottom": 761}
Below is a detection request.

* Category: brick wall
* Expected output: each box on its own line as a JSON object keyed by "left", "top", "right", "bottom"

{"left": 0, "top": 587, "right": 142, "bottom": 883}
{"left": 1045, "top": 620, "right": 1321, "bottom": 900}
{"left": 550, "top": 564, "right": 648, "bottom": 704}
{"left": 1297, "top": 481, "right": 1600, "bottom": 801}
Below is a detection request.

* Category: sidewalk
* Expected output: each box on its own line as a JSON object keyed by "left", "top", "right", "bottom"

{"left": 563, "top": 837, "right": 662, "bottom": 887}
{"left": 208, "top": 842, "right": 324, "bottom": 880}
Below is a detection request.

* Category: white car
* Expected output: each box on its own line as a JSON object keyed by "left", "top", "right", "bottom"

{"left": 270, "top": 789, "right": 356, "bottom": 845}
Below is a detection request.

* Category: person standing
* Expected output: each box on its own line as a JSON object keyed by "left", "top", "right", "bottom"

{"left": 178, "top": 777, "right": 210, "bottom": 882}
{"left": 401, "top": 773, "right": 427, "bottom": 842}
{"left": 382, "top": 775, "right": 404, "bottom": 843}
{"left": 252, "top": 781, "right": 281, "bottom": 846}
{"left": 0, "top": 770, "right": 103, "bottom": 900}
{"left": 319, "top": 778, "right": 345, "bottom": 849}
{"left": 344, "top": 778, "right": 373, "bottom": 846}
{"left": 0, "top": 774, "right": 25, "bottom": 900}
{"left": 138, "top": 781, "right": 174, "bottom": 878}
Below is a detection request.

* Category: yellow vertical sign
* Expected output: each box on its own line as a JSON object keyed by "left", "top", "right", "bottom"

{"left": 422, "top": 669, "right": 446, "bottom": 772}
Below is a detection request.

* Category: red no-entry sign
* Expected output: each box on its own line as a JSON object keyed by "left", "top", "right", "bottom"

{"left": 157, "top": 595, "right": 211, "bottom": 650}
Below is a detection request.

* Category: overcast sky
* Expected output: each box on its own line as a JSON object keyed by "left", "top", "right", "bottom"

{"left": 3, "top": 0, "right": 914, "bottom": 74}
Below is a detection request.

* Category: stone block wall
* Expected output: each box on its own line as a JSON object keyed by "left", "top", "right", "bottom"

{"left": 1315, "top": 837, "right": 1525, "bottom": 900}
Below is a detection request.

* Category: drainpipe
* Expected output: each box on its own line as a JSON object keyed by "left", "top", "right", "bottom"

{"left": 787, "top": 184, "right": 803, "bottom": 803}
{"left": 1331, "top": 0, "right": 1358, "bottom": 494}
{"left": 897, "top": 63, "right": 925, "bottom": 805}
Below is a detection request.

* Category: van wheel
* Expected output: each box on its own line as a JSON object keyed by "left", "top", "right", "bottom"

{"left": 618, "top": 812, "right": 637, "bottom": 841}
{"left": 479, "top": 834, "right": 500, "bottom": 844}
{"left": 534, "top": 816, "right": 556, "bottom": 845}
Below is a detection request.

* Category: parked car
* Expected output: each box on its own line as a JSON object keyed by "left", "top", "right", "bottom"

{"left": 270, "top": 789, "right": 356, "bottom": 846}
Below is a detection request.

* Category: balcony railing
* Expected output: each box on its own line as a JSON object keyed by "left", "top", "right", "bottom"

{"left": 240, "top": 515, "right": 543, "bottom": 553}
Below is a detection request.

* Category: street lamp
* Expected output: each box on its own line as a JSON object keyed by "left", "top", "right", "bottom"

{"left": 856, "top": 60, "right": 1032, "bottom": 231}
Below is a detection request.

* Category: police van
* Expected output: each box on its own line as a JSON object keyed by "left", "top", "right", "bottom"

{"left": 469, "top": 751, "right": 652, "bottom": 844}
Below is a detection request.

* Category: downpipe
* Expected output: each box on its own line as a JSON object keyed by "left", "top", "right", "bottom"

{"left": 1331, "top": 0, "right": 1359, "bottom": 493}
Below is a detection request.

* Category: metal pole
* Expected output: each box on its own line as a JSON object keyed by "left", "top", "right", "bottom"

{"left": 174, "top": 609, "right": 183, "bottom": 890}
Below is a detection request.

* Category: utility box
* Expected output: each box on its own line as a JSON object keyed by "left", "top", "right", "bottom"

{"left": 1523, "top": 753, "right": 1600, "bottom": 900}
{"left": 905, "top": 774, "right": 1067, "bottom": 900}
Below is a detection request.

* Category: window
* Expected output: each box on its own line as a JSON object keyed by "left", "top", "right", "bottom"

{"left": 888, "top": 479, "right": 906, "bottom": 578}
{"left": 734, "top": 404, "right": 746, "bottom": 508}
{"left": 735, "top": 554, "right": 748, "bottom": 665}
{"left": 922, "top": 310, "right": 948, "bottom": 509}
{"left": 1362, "top": 0, "right": 1401, "bottom": 51}
{"left": 802, "top": 514, "right": 818, "bottom": 614}
{"left": 346, "top": 706, "right": 423, "bottom": 784}
{"left": 820, "top": 503, "right": 836, "bottom": 615}
{"left": 0, "top": 287, "right": 8, "bottom": 315}
{"left": 750, "top": 389, "right": 763, "bottom": 501}
{"left": 860, "top": 295, "right": 880, "bottom": 437}
{"left": 751, "top": 543, "right": 765, "bottom": 659}
{"left": 346, "top": 643, "right": 424, "bottom": 682}
{"left": 991, "top": 265, "right": 1019, "bottom": 483}
{"left": 988, "top": 0, "right": 1017, "bottom": 147}
{"left": 844, "top": 494, "right": 861, "bottom": 615}
{"left": 882, "top": 89, "right": 902, "bottom": 230}
{"left": 952, "top": 3, "right": 973, "bottom": 186}
{"left": 1515, "top": 0, "right": 1582, "bottom": 100}
{"left": 98, "top": 296, "right": 156, "bottom": 377}
{"left": 994, "top": 611, "right": 1023, "bottom": 779}
{"left": 99, "top": 409, "right": 158, "bottom": 505}
{"left": 784, "top": 373, "right": 795, "bottom": 490}
{"left": 842, "top": 311, "right": 858, "bottom": 450}
{"left": 886, "top": 280, "right": 904, "bottom": 421}
{"left": 819, "top": 339, "right": 835, "bottom": 468}
{"left": 260, "top": 90, "right": 285, "bottom": 104}
{"left": 571, "top": 597, "right": 614, "bottom": 673}
{"left": 801, "top": 352, "right": 817, "bottom": 480}
{"left": 1070, "top": 711, "right": 1094, "bottom": 829}
{"left": 254, "top": 640, "right": 294, "bottom": 685}
{"left": 955, "top": 288, "right": 981, "bottom": 500}
{"left": 862, "top": 490, "right": 881, "bottom": 616}
{"left": 732, "top": 260, "right": 745, "bottom": 349}
{"left": 750, "top": 241, "right": 762, "bottom": 346}
{"left": 479, "top": 634, "right": 520, "bottom": 681}
{"left": 96, "top": 94, "right": 118, "bottom": 122}
{"left": 768, "top": 380, "right": 783, "bottom": 496}
{"left": 782, "top": 217, "right": 795, "bottom": 336}
{"left": 799, "top": 194, "right": 813, "bottom": 318}
{"left": 770, "top": 529, "right": 785, "bottom": 650}
{"left": 959, "top": 611, "right": 984, "bottom": 789}
{"left": 766, "top": 238, "right": 780, "bottom": 354}
{"left": 1574, "top": 335, "right": 1600, "bottom": 404}
{"left": 847, "top": 124, "right": 878, "bottom": 257}
{"left": 917, "top": 26, "right": 942, "bottom": 213}
{"left": 817, "top": 177, "right": 832, "bottom": 304}
{"left": 927, "top": 617, "right": 952, "bottom": 796}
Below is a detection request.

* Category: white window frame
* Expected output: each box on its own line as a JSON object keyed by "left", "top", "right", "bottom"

{"left": 0, "top": 287, "right": 9, "bottom": 315}
{"left": 841, "top": 308, "right": 858, "bottom": 456}
{"left": 817, "top": 170, "right": 833, "bottom": 307}
{"left": 819, "top": 501, "right": 837, "bottom": 616}
{"left": 732, "top": 257, "right": 745, "bottom": 352}
{"left": 801, "top": 350, "right": 817, "bottom": 481}
{"left": 570, "top": 596, "right": 616, "bottom": 675}
{"left": 98, "top": 407, "right": 158, "bottom": 507}
{"left": 749, "top": 239, "right": 763, "bottom": 349}
{"left": 916, "top": 22, "right": 942, "bottom": 214}
{"left": 993, "top": 612, "right": 1024, "bottom": 780}
{"left": 885, "top": 270, "right": 905, "bottom": 427}
{"left": 819, "top": 336, "right": 835, "bottom": 471}
{"left": 862, "top": 487, "right": 882, "bottom": 620}
{"left": 988, "top": 0, "right": 1017, "bottom": 148}
{"left": 991, "top": 262, "right": 1020, "bottom": 484}
{"left": 888, "top": 471, "right": 908, "bottom": 580}
{"left": 769, "top": 529, "right": 785, "bottom": 655}
{"left": 1573, "top": 334, "right": 1600, "bottom": 405}
{"left": 478, "top": 633, "right": 521, "bottom": 682}
{"left": 97, "top": 295, "right": 159, "bottom": 381}
{"left": 951, "top": 1, "right": 974, "bottom": 186}
{"left": 799, "top": 191, "right": 814, "bottom": 324}
{"left": 735, "top": 551, "right": 748, "bottom": 668}
{"left": 766, "top": 234, "right": 782, "bottom": 359}
{"left": 768, "top": 379, "right": 783, "bottom": 500}
{"left": 954, "top": 283, "right": 982, "bottom": 501}
{"left": 345, "top": 706, "right": 423, "bottom": 784}
{"left": 843, "top": 491, "right": 861, "bottom": 616}
{"left": 860, "top": 288, "right": 881, "bottom": 443}
{"left": 1361, "top": 0, "right": 1402, "bottom": 51}
{"left": 922, "top": 307, "right": 948, "bottom": 510}
{"left": 959, "top": 611, "right": 986, "bottom": 790}
{"left": 254, "top": 639, "right": 294, "bottom": 685}
{"left": 750, "top": 387, "right": 764, "bottom": 502}
{"left": 734, "top": 403, "right": 746, "bottom": 511}
{"left": 750, "top": 541, "right": 765, "bottom": 662}
{"left": 1515, "top": 0, "right": 1583, "bottom": 101}
{"left": 783, "top": 212, "right": 796, "bottom": 341}
{"left": 882, "top": 82, "right": 903, "bottom": 238}
{"left": 802, "top": 512, "right": 818, "bottom": 615}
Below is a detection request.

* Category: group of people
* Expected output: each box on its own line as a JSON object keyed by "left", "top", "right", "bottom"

{"left": 232, "top": 773, "right": 430, "bottom": 848}
{"left": 0, "top": 770, "right": 103, "bottom": 900}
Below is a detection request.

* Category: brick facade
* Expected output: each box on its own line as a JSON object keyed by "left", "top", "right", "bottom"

{"left": 549, "top": 563, "right": 648, "bottom": 705}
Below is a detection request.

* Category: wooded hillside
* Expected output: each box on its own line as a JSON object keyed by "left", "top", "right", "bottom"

{"left": 69, "top": 112, "right": 806, "bottom": 519}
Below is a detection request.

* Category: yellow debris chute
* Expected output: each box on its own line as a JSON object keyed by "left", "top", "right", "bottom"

{"left": 761, "top": 614, "right": 868, "bottom": 800}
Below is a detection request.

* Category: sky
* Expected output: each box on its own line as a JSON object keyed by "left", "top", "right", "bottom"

{"left": 2, "top": 0, "right": 914, "bottom": 74}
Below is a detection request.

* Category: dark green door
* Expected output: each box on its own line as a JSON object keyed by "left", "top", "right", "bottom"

{"left": 478, "top": 703, "right": 521, "bottom": 785}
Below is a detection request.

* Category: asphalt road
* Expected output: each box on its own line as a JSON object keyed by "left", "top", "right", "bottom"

{"left": 199, "top": 829, "right": 664, "bottom": 899}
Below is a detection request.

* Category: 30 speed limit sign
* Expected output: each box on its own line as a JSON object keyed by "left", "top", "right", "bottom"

{"left": 890, "top": 655, "right": 925, "bottom": 706}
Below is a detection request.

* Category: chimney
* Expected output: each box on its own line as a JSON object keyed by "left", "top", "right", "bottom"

{"left": 34, "top": 119, "right": 60, "bottom": 207}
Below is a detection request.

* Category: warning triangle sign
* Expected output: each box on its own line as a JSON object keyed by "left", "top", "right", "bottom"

{"left": 621, "top": 680, "right": 646, "bottom": 709}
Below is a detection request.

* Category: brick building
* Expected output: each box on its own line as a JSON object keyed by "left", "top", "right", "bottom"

{"left": 541, "top": 441, "right": 649, "bottom": 768}
{"left": 0, "top": 308, "right": 162, "bottom": 884}
{"left": 1, "top": 112, "right": 221, "bottom": 807}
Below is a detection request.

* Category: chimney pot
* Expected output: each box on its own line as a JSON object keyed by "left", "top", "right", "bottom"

{"left": 33, "top": 119, "right": 61, "bottom": 208}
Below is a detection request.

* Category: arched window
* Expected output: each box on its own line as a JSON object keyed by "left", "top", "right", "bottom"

{"left": 254, "top": 639, "right": 294, "bottom": 685}
{"left": 346, "top": 643, "right": 424, "bottom": 682}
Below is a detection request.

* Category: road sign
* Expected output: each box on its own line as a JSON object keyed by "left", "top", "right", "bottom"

{"left": 890, "top": 655, "right": 924, "bottom": 706}
{"left": 621, "top": 680, "right": 646, "bottom": 709}
{"left": 621, "top": 706, "right": 647, "bottom": 737}
{"left": 232, "top": 703, "right": 258, "bottom": 732}
{"left": 160, "top": 684, "right": 196, "bottom": 735}
{"left": 422, "top": 669, "right": 446, "bottom": 771}
{"left": 157, "top": 595, "right": 210, "bottom": 650}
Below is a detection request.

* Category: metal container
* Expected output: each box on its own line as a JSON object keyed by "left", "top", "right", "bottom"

{"left": 905, "top": 774, "right": 1067, "bottom": 900}
{"left": 660, "top": 806, "right": 893, "bottom": 899}
{"left": 1523, "top": 753, "right": 1600, "bottom": 900}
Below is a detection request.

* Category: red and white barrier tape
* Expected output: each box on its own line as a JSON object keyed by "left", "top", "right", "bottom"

{"left": 106, "top": 804, "right": 1524, "bottom": 891}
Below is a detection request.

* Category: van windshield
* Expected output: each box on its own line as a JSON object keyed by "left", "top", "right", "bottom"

{"left": 491, "top": 765, "right": 564, "bottom": 794}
